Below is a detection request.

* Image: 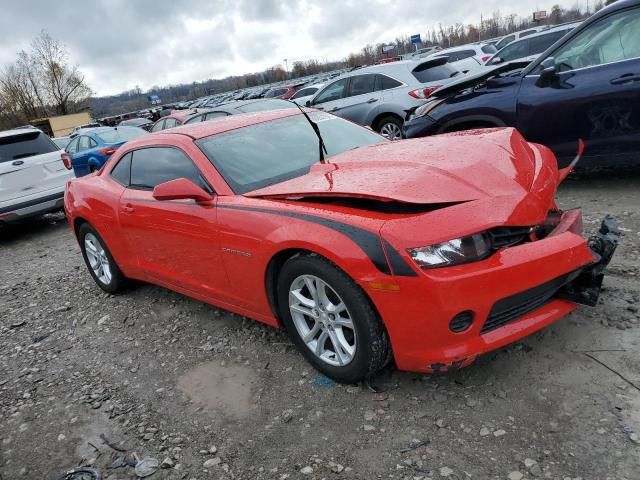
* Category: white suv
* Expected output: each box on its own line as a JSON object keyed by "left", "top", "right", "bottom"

{"left": 0, "top": 127, "right": 73, "bottom": 223}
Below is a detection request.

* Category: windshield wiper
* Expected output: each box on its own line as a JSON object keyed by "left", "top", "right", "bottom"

{"left": 291, "top": 101, "right": 327, "bottom": 164}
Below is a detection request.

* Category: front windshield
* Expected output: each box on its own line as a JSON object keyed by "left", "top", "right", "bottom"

{"left": 196, "top": 112, "right": 386, "bottom": 194}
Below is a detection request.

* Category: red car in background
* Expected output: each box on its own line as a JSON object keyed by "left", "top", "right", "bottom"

{"left": 149, "top": 110, "right": 196, "bottom": 132}
{"left": 263, "top": 85, "right": 300, "bottom": 99}
{"left": 64, "top": 109, "right": 619, "bottom": 382}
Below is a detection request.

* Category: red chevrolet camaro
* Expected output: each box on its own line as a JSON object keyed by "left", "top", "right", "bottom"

{"left": 64, "top": 108, "right": 619, "bottom": 383}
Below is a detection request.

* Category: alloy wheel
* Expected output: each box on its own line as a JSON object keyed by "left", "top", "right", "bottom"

{"left": 379, "top": 122, "right": 402, "bottom": 140}
{"left": 84, "top": 233, "right": 112, "bottom": 285}
{"left": 288, "top": 274, "right": 356, "bottom": 366}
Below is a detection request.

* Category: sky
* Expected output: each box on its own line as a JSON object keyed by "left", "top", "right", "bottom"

{"left": 0, "top": 0, "right": 587, "bottom": 97}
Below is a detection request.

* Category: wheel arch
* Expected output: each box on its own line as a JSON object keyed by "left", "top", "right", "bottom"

{"left": 438, "top": 114, "right": 506, "bottom": 133}
{"left": 263, "top": 247, "right": 388, "bottom": 335}
{"left": 371, "top": 111, "right": 404, "bottom": 131}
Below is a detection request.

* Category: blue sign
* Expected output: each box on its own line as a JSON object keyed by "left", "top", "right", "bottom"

{"left": 410, "top": 34, "right": 422, "bottom": 45}
{"left": 147, "top": 94, "right": 161, "bottom": 105}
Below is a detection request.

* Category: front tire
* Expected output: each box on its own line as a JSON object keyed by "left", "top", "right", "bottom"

{"left": 277, "top": 254, "right": 390, "bottom": 383}
{"left": 78, "top": 223, "right": 126, "bottom": 293}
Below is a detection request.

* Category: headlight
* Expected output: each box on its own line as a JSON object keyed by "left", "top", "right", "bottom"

{"left": 412, "top": 98, "right": 445, "bottom": 120}
{"left": 408, "top": 232, "right": 492, "bottom": 268}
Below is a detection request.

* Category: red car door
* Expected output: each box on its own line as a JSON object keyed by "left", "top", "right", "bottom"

{"left": 116, "top": 146, "right": 228, "bottom": 299}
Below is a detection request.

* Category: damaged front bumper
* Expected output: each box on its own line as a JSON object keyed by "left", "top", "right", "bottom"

{"left": 558, "top": 215, "right": 621, "bottom": 307}
{"left": 369, "top": 211, "right": 621, "bottom": 374}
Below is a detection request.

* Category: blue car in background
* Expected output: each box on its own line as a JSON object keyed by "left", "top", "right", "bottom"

{"left": 66, "top": 126, "right": 147, "bottom": 177}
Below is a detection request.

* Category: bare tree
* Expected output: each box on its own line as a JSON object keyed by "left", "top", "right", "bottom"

{"left": 29, "top": 31, "right": 92, "bottom": 115}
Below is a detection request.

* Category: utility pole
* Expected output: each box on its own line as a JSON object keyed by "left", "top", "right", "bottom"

{"left": 479, "top": 13, "right": 482, "bottom": 41}
{"left": 283, "top": 59, "right": 289, "bottom": 78}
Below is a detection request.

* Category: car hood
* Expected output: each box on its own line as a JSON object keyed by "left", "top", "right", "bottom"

{"left": 431, "top": 60, "right": 529, "bottom": 98}
{"left": 246, "top": 128, "right": 541, "bottom": 205}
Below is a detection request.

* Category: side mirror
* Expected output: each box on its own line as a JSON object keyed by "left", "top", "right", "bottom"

{"left": 152, "top": 178, "right": 213, "bottom": 203}
{"left": 491, "top": 57, "right": 503, "bottom": 65}
{"left": 539, "top": 57, "right": 558, "bottom": 78}
{"left": 305, "top": 100, "right": 312, "bottom": 107}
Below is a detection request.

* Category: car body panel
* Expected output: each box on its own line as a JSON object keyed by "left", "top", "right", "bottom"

{"left": 64, "top": 111, "right": 610, "bottom": 373}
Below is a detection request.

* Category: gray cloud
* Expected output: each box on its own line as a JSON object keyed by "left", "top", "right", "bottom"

{"left": 0, "top": 0, "right": 583, "bottom": 96}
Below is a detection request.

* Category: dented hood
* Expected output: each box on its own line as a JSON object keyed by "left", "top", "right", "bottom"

{"left": 246, "top": 128, "right": 540, "bottom": 204}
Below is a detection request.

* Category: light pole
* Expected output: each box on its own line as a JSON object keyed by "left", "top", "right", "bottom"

{"left": 283, "top": 58, "right": 289, "bottom": 78}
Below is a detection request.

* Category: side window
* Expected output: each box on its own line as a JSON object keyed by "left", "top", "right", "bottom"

{"left": 110, "top": 152, "right": 132, "bottom": 186}
{"left": 130, "top": 147, "right": 208, "bottom": 191}
{"left": 184, "top": 114, "right": 204, "bottom": 124}
{"left": 519, "top": 29, "right": 538, "bottom": 38}
{"left": 164, "top": 118, "right": 179, "bottom": 129}
{"left": 346, "top": 75, "right": 375, "bottom": 97}
{"left": 529, "top": 31, "right": 565, "bottom": 55}
{"left": 496, "top": 34, "right": 515, "bottom": 51}
{"left": 499, "top": 39, "right": 529, "bottom": 62}
{"left": 78, "top": 136, "right": 91, "bottom": 152}
{"left": 151, "top": 120, "right": 165, "bottom": 132}
{"left": 204, "top": 112, "right": 229, "bottom": 121}
{"left": 552, "top": 7, "right": 640, "bottom": 72}
{"left": 66, "top": 137, "right": 80, "bottom": 153}
{"left": 454, "top": 50, "right": 476, "bottom": 61}
{"left": 375, "top": 74, "right": 402, "bottom": 91}
{"left": 88, "top": 138, "right": 97, "bottom": 148}
{"left": 313, "top": 78, "right": 348, "bottom": 104}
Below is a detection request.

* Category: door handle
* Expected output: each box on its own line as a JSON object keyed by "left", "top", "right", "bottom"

{"left": 12, "top": 160, "right": 24, "bottom": 166}
{"left": 121, "top": 203, "right": 135, "bottom": 214}
{"left": 610, "top": 73, "right": 640, "bottom": 85}
{"left": 367, "top": 98, "right": 378, "bottom": 103}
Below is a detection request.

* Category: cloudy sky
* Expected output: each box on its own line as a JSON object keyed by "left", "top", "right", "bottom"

{"left": 0, "top": 0, "right": 586, "bottom": 97}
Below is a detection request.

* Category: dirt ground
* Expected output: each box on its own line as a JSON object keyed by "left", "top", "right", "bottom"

{"left": 1, "top": 169, "right": 639, "bottom": 480}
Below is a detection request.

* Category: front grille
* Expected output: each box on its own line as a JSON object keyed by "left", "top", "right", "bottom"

{"left": 488, "top": 226, "right": 532, "bottom": 249}
{"left": 481, "top": 271, "right": 576, "bottom": 334}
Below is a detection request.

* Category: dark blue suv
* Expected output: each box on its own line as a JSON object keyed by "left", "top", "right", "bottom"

{"left": 404, "top": 0, "right": 640, "bottom": 168}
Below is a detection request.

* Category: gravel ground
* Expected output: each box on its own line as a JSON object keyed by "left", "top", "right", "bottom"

{"left": 1, "top": 169, "right": 639, "bottom": 480}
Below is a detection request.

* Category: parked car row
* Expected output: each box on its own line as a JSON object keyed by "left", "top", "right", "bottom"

{"left": 403, "top": 0, "right": 640, "bottom": 169}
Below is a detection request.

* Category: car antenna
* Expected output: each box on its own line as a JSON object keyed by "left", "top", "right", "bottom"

{"left": 291, "top": 101, "right": 327, "bottom": 164}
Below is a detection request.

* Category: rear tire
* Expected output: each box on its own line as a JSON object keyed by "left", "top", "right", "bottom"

{"left": 277, "top": 254, "right": 391, "bottom": 383}
{"left": 78, "top": 223, "right": 126, "bottom": 293}
{"left": 376, "top": 115, "right": 403, "bottom": 140}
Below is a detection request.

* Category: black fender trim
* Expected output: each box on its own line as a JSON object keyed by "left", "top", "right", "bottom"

{"left": 217, "top": 204, "right": 417, "bottom": 277}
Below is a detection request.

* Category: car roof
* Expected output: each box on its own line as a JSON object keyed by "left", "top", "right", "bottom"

{"left": 0, "top": 127, "right": 44, "bottom": 138}
{"left": 124, "top": 108, "right": 303, "bottom": 146}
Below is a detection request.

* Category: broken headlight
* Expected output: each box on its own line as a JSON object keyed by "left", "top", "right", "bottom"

{"left": 408, "top": 232, "right": 492, "bottom": 268}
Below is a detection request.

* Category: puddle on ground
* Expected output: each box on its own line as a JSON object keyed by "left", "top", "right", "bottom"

{"left": 176, "top": 361, "right": 257, "bottom": 419}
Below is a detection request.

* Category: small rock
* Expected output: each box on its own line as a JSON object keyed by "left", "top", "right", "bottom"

{"left": 330, "top": 463, "right": 344, "bottom": 473}
{"left": 439, "top": 466, "right": 454, "bottom": 477}
{"left": 203, "top": 457, "right": 222, "bottom": 468}
{"left": 435, "top": 418, "right": 446, "bottom": 428}
{"left": 57, "top": 434, "right": 66, "bottom": 441}
{"left": 135, "top": 457, "right": 160, "bottom": 478}
{"left": 209, "top": 445, "right": 218, "bottom": 454}
{"left": 364, "top": 410, "right": 376, "bottom": 421}
{"left": 630, "top": 432, "right": 640, "bottom": 444}
{"left": 523, "top": 458, "right": 537, "bottom": 468}
{"left": 281, "top": 409, "right": 294, "bottom": 423}
{"left": 493, "top": 429, "right": 506, "bottom": 437}
{"left": 98, "top": 314, "right": 110, "bottom": 325}
{"left": 507, "top": 471, "right": 524, "bottom": 480}
{"left": 300, "top": 466, "right": 313, "bottom": 475}
{"left": 161, "top": 457, "right": 174, "bottom": 469}
{"left": 529, "top": 464, "right": 543, "bottom": 477}
{"left": 479, "top": 427, "right": 490, "bottom": 437}
{"left": 363, "top": 424, "right": 376, "bottom": 432}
